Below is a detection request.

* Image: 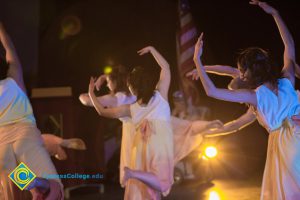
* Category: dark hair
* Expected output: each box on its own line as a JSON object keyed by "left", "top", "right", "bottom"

{"left": 237, "top": 47, "right": 281, "bottom": 89}
{"left": 108, "top": 65, "right": 130, "bottom": 95}
{"left": 0, "top": 56, "right": 9, "bottom": 81}
{"left": 127, "top": 66, "right": 159, "bottom": 105}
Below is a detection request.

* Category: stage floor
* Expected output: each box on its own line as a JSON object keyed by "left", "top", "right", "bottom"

{"left": 69, "top": 176, "right": 262, "bottom": 200}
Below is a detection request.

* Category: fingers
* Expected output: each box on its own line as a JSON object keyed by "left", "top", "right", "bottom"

{"left": 249, "top": 0, "right": 259, "bottom": 5}
{"left": 185, "top": 70, "right": 194, "bottom": 77}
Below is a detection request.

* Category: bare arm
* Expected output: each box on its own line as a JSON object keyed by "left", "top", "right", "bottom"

{"left": 88, "top": 77, "right": 130, "bottom": 119}
{"left": 138, "top": 46, "right": 171, "bottom": 101}
{"left": 250, "top": 0, "right": 295, "bottom": 85}
{"left": 186, "top": 65, "right": 240, "bottom": 80}
{"left": 0, "top": 22, "right": 26, "bottom": 92}
{"left": 205, "top": 108, "right": 256, "bottom": 137}
{"left": 193, "top": 33, "right": 257, "bottom": 106}
{"left": 79, "top": 93, "right": 118, "bottom": 107}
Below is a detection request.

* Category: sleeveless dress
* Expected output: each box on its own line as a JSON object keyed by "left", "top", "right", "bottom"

{"left": 255, "top": 78, "right": 300, "bottom": 200}
{"left": 0, "top": 78, "right": 63, "bottom": 200}
{"left": 114, "top": 92, "right": 137, "bottom": 187}
{"left": 124, "top": 91, "right": 174, "bottom": 200}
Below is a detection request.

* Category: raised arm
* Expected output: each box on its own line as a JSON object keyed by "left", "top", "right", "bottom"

{"left": 186, "top": 65, "right": 240, "bottom": 80}
{"left": 79, "top": 74, "right": 119, "bottom": 107}
{"left": 250, "top": 0, "right": 295, "bottom": 85}
{"left": 88, "top": 77, "right": 130, "bottom": 119}
{"left": 0, "top": 22, "right": 25, "bottom": 92}
{"left": 138, "top": 46, "right": 170, "bottom": 101}
{"left": 79, "top": 93, "right": 118, "bottom": 107}
{"left": 193, "top": 33, "right": 257, "bottom": 106}
{"left": 204, "top": 108, "right": 256, "bottom": 137}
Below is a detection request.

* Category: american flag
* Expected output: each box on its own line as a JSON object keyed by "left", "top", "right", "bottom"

{"left": 176, "top": 0, "right": 200, "bottom": 105}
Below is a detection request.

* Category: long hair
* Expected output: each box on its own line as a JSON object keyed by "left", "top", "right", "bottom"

{"left": 108, "top": 65, "right": 130, "bottom": 95}
{"left": 127, "top": 66, "right": 159, "bottom": 105}
{"left": 237, "top": 47, "right": 281, "bottom": 89}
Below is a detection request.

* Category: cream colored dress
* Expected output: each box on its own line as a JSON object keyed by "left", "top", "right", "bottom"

{"left": 115, "top": 92, "right": 137, "bottom": 187}
{"left": 0, "top": 78, "right": 63, "bottom": 200}
{"left": 124, "top": 91, "right": 174, "bottom": 200}
{"left": 255, "top": 78, "right": 300, "bottom": 200}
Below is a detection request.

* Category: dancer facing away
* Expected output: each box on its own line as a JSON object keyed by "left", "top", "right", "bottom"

{"left": 79, "top": 61, "right": 222, "bottom": 177}
{"left": 89, "top": 46, "right": 174, "bottom": 200}
{"left": 0, "top": 22, "right": 63, "bottom": 200}
{"left": 193, "top": 0, "right": 300, "bottom": 199}
{"left": 86, "top": 47, "right": 221, "bottom": 199}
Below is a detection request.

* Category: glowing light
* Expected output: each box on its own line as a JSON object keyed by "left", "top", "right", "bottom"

{"left": 103, "top": 65, "right": 113, "bottom": 74}
{"left": 205, "top": 146, "right": 218, "bottom": 158}
{"left": 209, "top": 191, "right": 221, "bottom": 200}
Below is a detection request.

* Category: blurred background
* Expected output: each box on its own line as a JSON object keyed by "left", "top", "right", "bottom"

{"left": 1, "top": 0, "right": 300, "bottom": 199}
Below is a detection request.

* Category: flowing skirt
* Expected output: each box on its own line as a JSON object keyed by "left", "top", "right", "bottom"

{"left": 261, "top": 119, "right": 300, "bottom": 200}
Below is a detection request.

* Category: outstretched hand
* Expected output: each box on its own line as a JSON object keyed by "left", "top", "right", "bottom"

{"left": 95, "top": 74, "right": 107, "bottom": 91}
{"left": 193, "top": 32, "right": 204, "bottom": 62}
{"left": 249, "top": 0, "right": 277, "bottom": 15}
{"left": 186, "top": 69, "right": 199, "bottom": 80}
{"left": 137, "top": 46, "right": 154, "bottom": 55}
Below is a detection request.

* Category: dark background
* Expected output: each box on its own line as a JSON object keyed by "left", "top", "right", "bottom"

{"left": 1, "top": 0, "right": 300, "bottom": 181}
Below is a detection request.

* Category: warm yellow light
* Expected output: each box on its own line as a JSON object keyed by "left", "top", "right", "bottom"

{"left": 205, "top": 146, "right": 218, "bottom": 158}
{"left": 209, "top": 191, "right": 221, "bottom": 200}
{"left": 103, "top": 66, "right": 113, "bottom": 74}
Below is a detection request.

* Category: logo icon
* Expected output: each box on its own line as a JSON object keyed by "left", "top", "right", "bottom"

{"left": 8, "top": 162, "right": 36, "bottom": 190}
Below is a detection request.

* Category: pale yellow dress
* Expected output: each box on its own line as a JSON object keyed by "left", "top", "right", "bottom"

{"left": 0, "top": 78, "right": 63, "bottom": 200}
{"left": 254, "top": 78, "right": 300, "bottom": 200}
{"left": 124, "top": 91, "right": 174, "bottom": 200}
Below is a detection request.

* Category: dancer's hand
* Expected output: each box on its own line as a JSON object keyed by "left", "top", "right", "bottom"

{"left": 88, "top": 77, "right": 96, "bottom": 96}
{"left": 193, "top": 32, "right": 204, "bottom": 62}
{"left": 206, "top": 120, "right": 224, "bottom": 130}
{"left": 186, "top": 69, "right": 199, "bottom": 80}
{"left": 249, "top": 0, "right": 278, "bottom": 15}
{"left": 137, "top": 46, "right": 154, "bottom": 55}
{"left": 95, "top": 74, "right": 107, "bottom": 91}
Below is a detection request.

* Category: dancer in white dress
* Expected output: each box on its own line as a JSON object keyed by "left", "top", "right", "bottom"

{"left": 193, "top": 0, "right": 300, "bottom": 198}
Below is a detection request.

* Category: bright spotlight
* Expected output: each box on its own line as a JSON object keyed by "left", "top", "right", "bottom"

{"left": 209, "top": 191, "right": 221, "bottom": 200}
{"left": 205, "top": 146, "right": 218, "bottom": 158}
{"left": 103, "top": 65, "right": 113, "bottom": 74}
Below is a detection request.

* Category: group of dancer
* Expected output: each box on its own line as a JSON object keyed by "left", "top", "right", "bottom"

{"left": 82, "top": 1, "right": 300, "bottom": 200}
{"left": 1, "top": 0, "right": 300, "bottom": 199}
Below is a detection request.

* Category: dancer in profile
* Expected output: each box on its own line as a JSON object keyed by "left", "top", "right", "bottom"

{"left": 193, "top": 1, "right": 300, "bottom": 199}
{"left": 0, "top": 22, "right": 63, "bottom": 200}
{"left": 186, "top": 0, "right": 300, "bottom": 137}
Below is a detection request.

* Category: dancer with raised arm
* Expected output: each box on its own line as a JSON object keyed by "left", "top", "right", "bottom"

{"left": 0, "top": 22, "right": 63, "bottom": 200}
{"left": 193, "top": 0, "right": 300, "bottom": 198}
{"left": 87, "top": 46, "right": 222, "bottom": 199}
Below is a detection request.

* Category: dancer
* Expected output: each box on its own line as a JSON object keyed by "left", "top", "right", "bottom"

{"left": 186, "top": 0, "right": 300, "bottom": 137}
{"left": 80, "top": 65, "right": 137, "bottom": 187}
{"left": 193, "top": 1, "right": 300, "bottom": 199}
{"left": 80, "top": 63, "right": 222, "bottom": 187}
{"left": 88, "top": 46, "right": 222, "bottom": 199}
{"left": 0, "top": 22, "right": 63, "bottom": 200}
{"left": 89, "top": 46, "right": 173, "bottom": 200}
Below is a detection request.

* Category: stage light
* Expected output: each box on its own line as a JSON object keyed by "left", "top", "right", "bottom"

{"left": 209, "top": 191, "right": 221, "bottom": 200}
{"left": 103, "top": 65, "right": 113, "bottom": 74}
{"left": 205, "top": 146, "right": 218, "bottom": 158}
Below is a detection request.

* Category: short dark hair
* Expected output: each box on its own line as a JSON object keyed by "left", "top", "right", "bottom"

{"left": 127, "top": 66, "right": 159, "bottom": 105}
{"left": 237, "top": 47, "right": 281, "bottom": 89}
